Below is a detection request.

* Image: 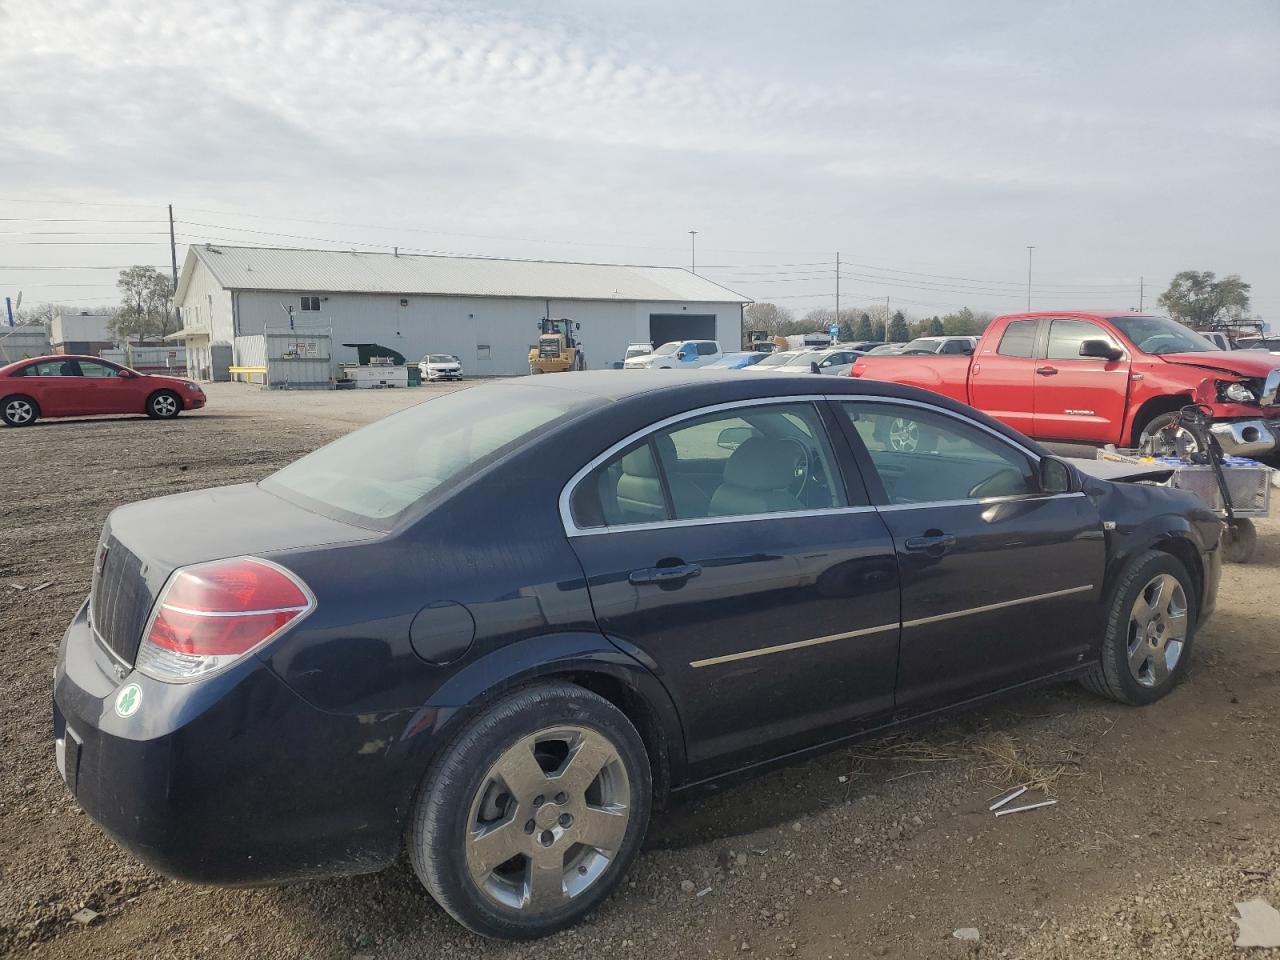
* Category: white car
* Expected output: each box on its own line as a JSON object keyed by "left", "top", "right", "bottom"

{"left": 624, "top": 340, "right": 722, "bottom": 369}
{"left": 419, "top": 354, "right": 464, "bottom": 381}
{"left": 745, "top": 350, "right": 809, "bottom": 372}
{"left": 802, "top": 347, "right": 864, "bottom": 376}
{"left": 897, "top": 336, "right": 978, "bottom": 356}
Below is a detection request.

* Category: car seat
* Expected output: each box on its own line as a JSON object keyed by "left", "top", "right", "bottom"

{"left": 708, "top": 437, "right": 803, "bottom": 516}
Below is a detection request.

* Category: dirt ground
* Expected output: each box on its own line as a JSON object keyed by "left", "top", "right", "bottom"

{"left": 2, "top": 381, "right": 1278, "bottom": 960}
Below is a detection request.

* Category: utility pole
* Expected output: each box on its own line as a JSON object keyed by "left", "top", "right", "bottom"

{"left": 835, "top": 251, "right": 840, "bottom": 328}
{"left": 1025, "top": 246, "right": 1035, "bottom": 311}
{"left": 168, "top": 204, "right": 179, "bottom": 290}
{"left": 1139, "top": 275, "right": 1144, "bottom": 312}
{"left": 688, "top": 231, "right": 698, "bottom": 274}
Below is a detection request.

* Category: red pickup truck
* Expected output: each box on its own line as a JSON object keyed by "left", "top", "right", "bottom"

{"left": 851, "top": 311, "right": 1280, "bottom": 468}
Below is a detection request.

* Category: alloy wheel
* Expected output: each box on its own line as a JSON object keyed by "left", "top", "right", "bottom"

{"left": 5, "top": 399, "right": 34, "bottom": 424}
{"left": 464, "top": 725, "right": 631, "bottom": 914}
{"left": 152, "top": 394, "right": 178, "bottom": 417}
{"left": 1126, "top": 573, "right": 1188, "bottom": 687}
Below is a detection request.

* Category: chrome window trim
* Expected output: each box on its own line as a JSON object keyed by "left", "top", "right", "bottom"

{"left": 558, "top": 391, "right": 1061, "bottom": 537}
{"left": 559, "top": 395, "right": 834, "bottom": 536}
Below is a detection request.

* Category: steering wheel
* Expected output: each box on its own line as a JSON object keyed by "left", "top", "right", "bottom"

{"left": 968, "top": 468, "right": 1027, "bottom": 499}
{"left": 781, "top": 437, "right": 810, "bottom": 498}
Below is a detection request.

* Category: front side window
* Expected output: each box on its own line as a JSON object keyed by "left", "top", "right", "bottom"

{"left": 696, "top": 341, "right": 718, "bottom": 356}
{"left": 1047, "top": 320, "right": 1121, "bottom": 360}
{"left": 78, "top": 360, "right": 121, "bottom": 378}
{"left": 940, "top": 339, "right": 972, "bottom": 355}
{"left": 571, "top": 402, "right": 848, "bottom": 529}
{"left": 840, "top": 402, "right": 1036, "bottom": 505}
{"left": 264, "top": 383, "right": 590, "bottom": 528}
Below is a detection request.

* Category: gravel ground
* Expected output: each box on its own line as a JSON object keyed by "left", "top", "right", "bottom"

{"left": 2, "top": 381, "right": 1278, "bottom": 960}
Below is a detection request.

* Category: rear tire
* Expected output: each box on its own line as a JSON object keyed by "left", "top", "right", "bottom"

{"left": 146, "top": 390, "right": 181, "bottom": 419}
{"left": 1, "top": 395, "right": 39, "bottom": 427}
{"left": 1080, "top": 550, "right": 1197, "bottom": 705}
{"left": 408, "top": 682, "right": 651, "bottom": 940}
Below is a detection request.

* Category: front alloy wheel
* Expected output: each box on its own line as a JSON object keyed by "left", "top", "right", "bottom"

{"left": 408, "top": 682, "right": 651, "bottom": 940}
{"left": 1081, "top": 549, "right": 1196, "bottom": 705}
{"left": 1125, "top": 573, "right": 1188, "bottom": 688}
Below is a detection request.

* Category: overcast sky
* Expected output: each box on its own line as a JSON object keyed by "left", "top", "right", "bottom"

{"left": 2, "top": 0, "right": 1277, "bottom": 322}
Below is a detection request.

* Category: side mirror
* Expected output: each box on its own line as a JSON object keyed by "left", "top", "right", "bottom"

{"left": 118, "top": 369, "right": 137, "bottom": 379}
{"left": 810, "top": 361, "right": 821, "bottom": 374}
{"left": 1079, "top": 339, "right": 1123, "bottom": 361}
{"left": 962, "top": 346, "right": 975, "bottom": 355}
{"left": 1039, "top": 456, "right": 1074, "bottom": 494}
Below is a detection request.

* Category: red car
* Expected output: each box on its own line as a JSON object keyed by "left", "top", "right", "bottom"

{"left": 0, "top": 355, "right": 206, "bottom": 427}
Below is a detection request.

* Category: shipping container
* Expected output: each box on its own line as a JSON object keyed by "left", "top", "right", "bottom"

{"left": 0, "top": 327, "right": 52, "bottom": 365}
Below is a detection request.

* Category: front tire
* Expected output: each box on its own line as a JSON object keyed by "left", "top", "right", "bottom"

{"left": 408, "top": 682, "right": 652, "bottom": 940}
{"left": 1138, "top": 412, "right": 1200, "bottom": 458}
{"left": 146, "top": 390, "right": 181, "bottom": 419}
{"left": 1080, "top": 550, "right": 1197, "bottom": 705}
{"left": 1, "top": 395, "right": 39, "bottom": 427}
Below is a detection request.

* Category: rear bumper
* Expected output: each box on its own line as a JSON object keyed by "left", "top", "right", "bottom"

{"left": 53, "top": 602, "right": 410, "bottom": 885}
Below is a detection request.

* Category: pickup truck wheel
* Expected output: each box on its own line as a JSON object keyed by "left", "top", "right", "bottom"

{"left": 886, "top": 417, "right": 937, "bottom": 454}
{"left": 1138, "top": 413, "right": 1200, "bottom": 458}
{"left": 1080, "top": 550, "right": 1197, "bottom": 706}
{"left": 407, "top": 682, "right": 651, "bottom": 940}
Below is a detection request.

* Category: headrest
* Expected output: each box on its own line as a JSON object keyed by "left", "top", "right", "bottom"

{"left": 722, "top": 437, "right": 799, "bottom": 491}
{"left": 621, "top": 446, "right": 658, "bottom": 478}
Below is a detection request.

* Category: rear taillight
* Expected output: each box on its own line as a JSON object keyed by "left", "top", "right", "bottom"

{"left": 136, "top": 557, "right": 313, "bottom": 682}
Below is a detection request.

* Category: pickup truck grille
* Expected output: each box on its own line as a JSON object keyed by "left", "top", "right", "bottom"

{"left": 89, "top": 535, "right": 153, "bottom": 667}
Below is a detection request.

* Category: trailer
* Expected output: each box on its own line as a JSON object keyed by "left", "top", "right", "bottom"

{"left": 1097, "top": 446, "right": 1270, "bottom": 563}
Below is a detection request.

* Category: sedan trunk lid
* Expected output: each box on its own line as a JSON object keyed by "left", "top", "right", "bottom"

{"left": 90, "top": 483, "right": 377, "bottom": 667}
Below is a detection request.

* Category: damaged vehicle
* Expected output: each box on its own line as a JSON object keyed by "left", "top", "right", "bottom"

{"left": 54, "top": 372, "right": 1221, "bottom": 940}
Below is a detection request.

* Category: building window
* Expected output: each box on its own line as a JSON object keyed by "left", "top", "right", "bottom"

{"left": 300, "top": 296, "right": 321, "bottom": 312}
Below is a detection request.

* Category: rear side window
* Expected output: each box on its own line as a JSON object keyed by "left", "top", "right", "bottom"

{"left": 697, "top": 342, "right": 718, "bottom": 356}
{"left": 1047, "top": 320, "right": 1120, "bottom": 360}
{"left": 570, "top": 402, "right": 848, "bottom": 529}
{"left": 997, "top": 322, "right": 1037, "bottom": 358}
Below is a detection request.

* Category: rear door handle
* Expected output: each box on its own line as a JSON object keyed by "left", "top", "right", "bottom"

{"left": 1035, "top": 366, "right": 1058, "bottom": 376}
{"left": 904, "top": 534, "right": 957, "bottom": 554}
{"left": 629, "top": 563, "right": 702, "bottom": 585}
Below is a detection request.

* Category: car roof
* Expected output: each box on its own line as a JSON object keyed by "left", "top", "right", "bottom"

{"left": 504, "top": 370, "right": 1053, "bottom": 456}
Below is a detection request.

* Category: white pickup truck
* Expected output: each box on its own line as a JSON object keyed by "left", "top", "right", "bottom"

{"left": 624, "top": 340, "right": 723, "bottom": 370}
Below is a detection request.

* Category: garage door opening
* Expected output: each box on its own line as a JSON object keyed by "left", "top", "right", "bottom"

{"left": 649, "top": 314, "right": 717, "bottom": 347}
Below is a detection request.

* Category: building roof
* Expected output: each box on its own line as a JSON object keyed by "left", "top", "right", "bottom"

{"left": 176, "top": 244, "right": 750, "bottom": 305}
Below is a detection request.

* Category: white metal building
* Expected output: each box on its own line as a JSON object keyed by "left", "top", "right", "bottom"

{"left": 51, "top": 311, "right": 114, "bottom": 355}
{"left": 171, "top": 245, "right": 750, "bottom": 381}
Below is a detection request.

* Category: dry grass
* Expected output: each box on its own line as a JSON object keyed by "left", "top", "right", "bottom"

{"left": 843, "top": 725, "right": 1097, "bottom": 795}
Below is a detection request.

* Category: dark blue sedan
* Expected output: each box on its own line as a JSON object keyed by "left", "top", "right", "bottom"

{"left": 54, "top": 372, "right": 1221, "bottom": 939}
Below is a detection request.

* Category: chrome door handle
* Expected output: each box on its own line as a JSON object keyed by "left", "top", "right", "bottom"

{"left": 629, "top": 563, "right": 702, "bottom": 585}
{"left": 904, "top": 534, "right": 957, "bottom": 554}
{"left": 1035, "top": 366, "right": 1058, "bottom": 376}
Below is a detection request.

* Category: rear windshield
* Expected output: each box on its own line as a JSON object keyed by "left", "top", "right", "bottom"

{"left": 262, "top": 384, "right": 589, "bottom": 528}
{"left": 754, "top": 352, "right": 797, "bottom": 367}
{"left": 425, "top": 354, "right": 456, "bottom": 363}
